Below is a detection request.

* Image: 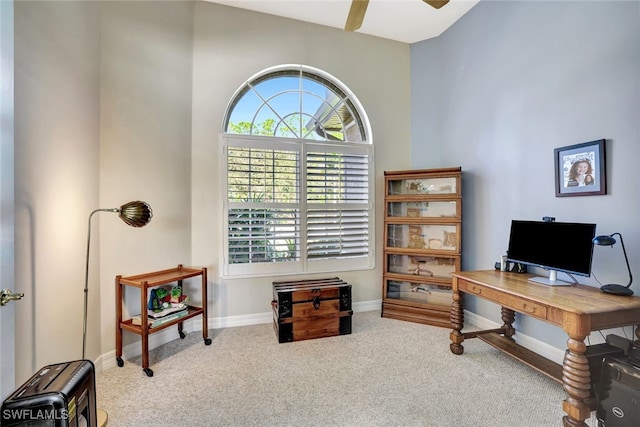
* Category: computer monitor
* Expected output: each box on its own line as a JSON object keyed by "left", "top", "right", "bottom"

{"left": 506, "top": 220, "right": 596, "bottom": 286}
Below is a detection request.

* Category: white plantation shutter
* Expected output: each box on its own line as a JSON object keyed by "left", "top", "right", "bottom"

{"left": 307, "top": 208, "right": 369, "bottom": 258}
{"left": 225, "top": 140, "right": 301, "bottom": 275}
{"left": 227, "top": 206, "right": 300, "bottom": 263}
{"left": 306, "top": 150, "right": 370, "bottom": 260}
{"left": 227, "top": 146, "right": 299, "bottom": 204}
{"left": 222, "top": 135, "right": 373, "bottom": 276}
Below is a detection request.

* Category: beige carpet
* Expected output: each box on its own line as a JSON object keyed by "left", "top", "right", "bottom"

{"left": 97, "top": 311, "right": 597, "bottom": 426}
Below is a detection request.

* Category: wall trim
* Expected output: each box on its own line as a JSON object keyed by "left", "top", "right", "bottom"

{"left": 98, "top": 301, "right": 565, "bottom": 372}
{"left": 463, "top": 310, "right": 565, "bottom": 365}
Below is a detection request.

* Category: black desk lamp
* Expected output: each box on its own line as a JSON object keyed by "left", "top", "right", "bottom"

{"left": 592, "top": 232, "right": 634, "bottom": 296}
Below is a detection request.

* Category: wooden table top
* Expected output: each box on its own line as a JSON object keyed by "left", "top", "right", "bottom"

{"left": 452, "top": 270, "right": 640, "bottom": 315}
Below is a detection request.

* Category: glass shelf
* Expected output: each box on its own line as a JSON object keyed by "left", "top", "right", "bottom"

{"left": 386, "top": 254, "right": 457, "bottom": 279}
{"left": 386, "top": 223, "right": 459, "bottom": 252}
{"left": 385, "top": 279, "right": 451, "bottom": 307}
{"left": 387, "top": 200, "right": 458, "bottom": 219}
{"left": 388, "top": 177, "right": 458, "bottom": 195}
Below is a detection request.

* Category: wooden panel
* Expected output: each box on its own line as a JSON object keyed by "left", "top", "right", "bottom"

{"left": 292, "top": 316, "right": 339, "bottom": 333}
{"left": 546, "top": 306, "right": 564, "bottom": 326}
{"left": 290, "top": 288, "right": 340, "bottom": 302}
{"left": 458, "top": 280, "right": 548, "bottom": 320}
{"left": 118, "top": 264, "right": 204, "bottom": 287}
{"left": 382, "top": 301, "right": 451, "bottom": 328}
{"left": 273, "top": 303, "right": 352, "bottom": 325}
{"left": 292, "top": 300, "right": 340, "bottom": 318}
{"left": 590, "top": 308, "right": 640, "bottom": 331}
{"left": 273, "top": 310, "right": 352, "bottom": 343}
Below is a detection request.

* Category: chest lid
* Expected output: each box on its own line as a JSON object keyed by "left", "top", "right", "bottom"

{"left": 272, "top": 277, "right": 352, "bottom": 317}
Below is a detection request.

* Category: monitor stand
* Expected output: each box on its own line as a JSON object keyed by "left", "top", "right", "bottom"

{"left": 528, "top": 270, "right": 571, "bottom": 286}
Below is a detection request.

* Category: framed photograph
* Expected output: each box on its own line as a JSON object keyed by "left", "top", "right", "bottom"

{"left": 554, "top": 139, "right": 606, "bottom": 197}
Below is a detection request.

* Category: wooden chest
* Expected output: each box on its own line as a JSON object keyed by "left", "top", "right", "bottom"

{"left": 272, "top": 277, "right": 353, "bottom": 343}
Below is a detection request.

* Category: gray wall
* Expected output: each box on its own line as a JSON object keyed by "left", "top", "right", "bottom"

{"left": 14, "top": 0, "right": 195, "bottom": 383}
{"left": 15, "top": 0, "right": 102, "bottom": 377}
{"left": 12, "top": 0, "right": 412, "bottom": 384}
{"left": 190, "top": 2, "right": 411, "bottom": 321}
{"left": 411, "top": 0, "right": 640, "bottom": 349}
{"left": 98, "top": 0, "right": 195, "bottom": 361}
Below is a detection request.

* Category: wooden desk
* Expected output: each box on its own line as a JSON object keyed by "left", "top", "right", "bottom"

{"left": 450, "top": 270, "right": 640, "bottom": 427}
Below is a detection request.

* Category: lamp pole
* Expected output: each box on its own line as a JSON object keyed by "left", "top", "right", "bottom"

{"left": 82, "top": 202, "right": 152, "bottom": 360}
{"left": 83, "top": 208, "right": 118, "bottom": 360}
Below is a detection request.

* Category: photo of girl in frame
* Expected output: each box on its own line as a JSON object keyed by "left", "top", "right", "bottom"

{"left": 554, "top": 139, "right": 606, "bottom": 197}
{"left": 564, "top": 155, "right": 595, "bottom": 187}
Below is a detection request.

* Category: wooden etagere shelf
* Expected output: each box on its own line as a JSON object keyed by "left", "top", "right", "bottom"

{"left": 115, "top": 264, "right": 210, "bottom": 377}
{"left": 381, "top": 167, "right": 462, "bottom": 327}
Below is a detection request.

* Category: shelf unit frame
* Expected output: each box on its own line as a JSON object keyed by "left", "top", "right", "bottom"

{"left": 115, "top": 264, "right": 210, "bottom": 376}
{"left": 382, "top": 167, "right": 462, "bottom": 327}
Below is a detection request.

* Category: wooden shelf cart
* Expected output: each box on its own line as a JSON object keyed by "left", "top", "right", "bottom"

{"left": 115, "top": 264, "right": 210, "bottom": 376}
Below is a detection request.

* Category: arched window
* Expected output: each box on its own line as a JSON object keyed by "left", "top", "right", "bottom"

{"left": 220, "top": 64, "right": 374, "bottom": 277}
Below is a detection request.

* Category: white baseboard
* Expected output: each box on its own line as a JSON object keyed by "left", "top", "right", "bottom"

{"left": 98, "top": 300, "right": 383, "bottom": 372}
{"left": 198, "top": 299, "right": 382, "bottom": 329}
{"left": 99, "top": 325, "right": 186, "bottom": 371}
{"left": 463, "top": 310, "right": 565, "bottom": 365}
{"left": 97, "top": 301, "right": 566, "bottom": 372}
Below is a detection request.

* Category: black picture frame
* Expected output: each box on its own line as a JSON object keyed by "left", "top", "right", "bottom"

{"left": 554, "top": 139, "right": 606, "bottom": 197}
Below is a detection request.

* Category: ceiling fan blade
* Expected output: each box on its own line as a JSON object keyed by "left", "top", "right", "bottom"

{"left": 345, "top": 0, "right": 369, "bottom": 32}
{"left": 423, "top": 0, "right": 449, "bottom": 9}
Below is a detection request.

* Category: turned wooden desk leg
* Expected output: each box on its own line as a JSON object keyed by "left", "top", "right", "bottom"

{"left": 450, "top": 290, "right": 464, "bottom": 355}
{"left": 562, "top": 335, "right": 591, "bottom": 427}
{"left": 501, "top": 306, "right": 516, "bottom": 339}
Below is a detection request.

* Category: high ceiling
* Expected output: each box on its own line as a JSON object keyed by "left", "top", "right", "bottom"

{"left": 205, "top": 0, "right": 481, "bottom": 44}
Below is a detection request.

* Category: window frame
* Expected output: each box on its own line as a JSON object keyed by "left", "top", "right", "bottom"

{"left": 220, "top": 65, "right": 374, "bottom": 278}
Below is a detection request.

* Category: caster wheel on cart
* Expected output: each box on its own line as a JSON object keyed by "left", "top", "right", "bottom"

{"left": 116, "top": 357, "right": 124, "bottom": 367}
{"left": 143, "top": 368, "right": 154, "bottom": 377}
{"left": 204, "top": 338, "right": 212, "bottom": 345}
{"left": 179, "top": 331, "right": 186, "bottom": 339}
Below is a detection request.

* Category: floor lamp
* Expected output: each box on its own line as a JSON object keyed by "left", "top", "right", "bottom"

{"left": 83, "top": 201, "right": 152, "bottom": 427}
{"left": 83, "top": 200, "right": 153, "bottom": 359}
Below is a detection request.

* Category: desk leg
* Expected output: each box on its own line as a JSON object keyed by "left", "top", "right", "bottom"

{"left": 561, "top": 335, "right": 591, "bottom": 427}
{"left": 450, "top": 289, "right": 464, "bottom": 355}
{"left": 500, "top": 307, "right": 515, "bottom": 339}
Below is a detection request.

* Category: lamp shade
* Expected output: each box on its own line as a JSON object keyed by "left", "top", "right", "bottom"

{"left": 592, "top": 235, "right": 616, "bottom": 246}
{"left": 118, "top": 201, "right": 153, "bottom": 228}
